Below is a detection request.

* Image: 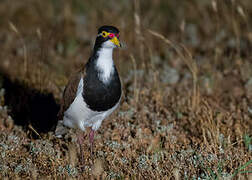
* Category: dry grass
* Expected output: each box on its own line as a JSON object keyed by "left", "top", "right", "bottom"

{"left": 148, "top": 29, "right": 200, "bottom": 112}
{"left": 0, "top": 0, "right": 251, "bottom": 179}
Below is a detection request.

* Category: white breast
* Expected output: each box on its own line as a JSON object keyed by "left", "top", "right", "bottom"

{"left": 63, "top": 78, "right": 120, "bottom": 132}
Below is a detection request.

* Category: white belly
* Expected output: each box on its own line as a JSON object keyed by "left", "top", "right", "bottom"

{"left": 63, "top": 78, "right": 120, "bottom": 131}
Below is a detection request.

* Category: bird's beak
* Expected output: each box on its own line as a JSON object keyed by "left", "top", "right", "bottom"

{"left": 110, "top": 37, "right": 121, "bottom": 48}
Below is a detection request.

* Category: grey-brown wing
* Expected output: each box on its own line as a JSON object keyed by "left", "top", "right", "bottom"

{"left": 57, "top": 68, "right": 85, "bottom": 120}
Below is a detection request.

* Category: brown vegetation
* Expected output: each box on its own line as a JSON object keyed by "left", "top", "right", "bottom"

{"left": 0, "top": 0, "right": 251, "bottom": 179}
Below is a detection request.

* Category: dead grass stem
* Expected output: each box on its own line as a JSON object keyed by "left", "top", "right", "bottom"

{"left": 148, "top": 29, "right": 200, "bottom": 112}
{"left": 9, "top": 22, "right": 28, "bottom": 78}
{"left": 130, "top": 54, "right": 139, "bottom": 107}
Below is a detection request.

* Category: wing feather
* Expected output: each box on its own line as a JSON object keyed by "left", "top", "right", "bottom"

{"left": 57, "top": 68, "right": 86, "bottom": 120}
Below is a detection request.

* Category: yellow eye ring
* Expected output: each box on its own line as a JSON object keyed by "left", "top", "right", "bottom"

{"left": 102, "top": 31, "right": 108, "bottom": 37}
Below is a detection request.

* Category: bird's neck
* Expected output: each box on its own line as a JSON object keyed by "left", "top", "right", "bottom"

{"left": 94, "top": 47, "right": 115, "bottom": 83}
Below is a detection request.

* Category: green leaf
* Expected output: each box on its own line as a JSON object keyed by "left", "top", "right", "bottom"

{"left": 232, "top": 160, "right": 252, "bottom": 177}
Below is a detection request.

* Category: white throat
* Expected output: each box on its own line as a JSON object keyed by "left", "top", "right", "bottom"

{"left": 96, "top": 47, "right": 114, "bottom": 83}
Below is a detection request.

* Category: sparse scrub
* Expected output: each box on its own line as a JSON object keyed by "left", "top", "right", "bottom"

{"left": 0, "top": 0, "right": 251, "bottom": 179}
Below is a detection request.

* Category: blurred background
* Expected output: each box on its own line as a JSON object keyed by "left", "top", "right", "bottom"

{"left": 0, "top": 0, "right": 251, "bottom": 179}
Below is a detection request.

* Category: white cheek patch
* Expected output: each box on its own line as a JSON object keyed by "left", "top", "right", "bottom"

{"left": 97, "top": 33, "right": 103, "bottom": 37}
{"left": 102, "top": 40, "right": 116, "bottom": 48}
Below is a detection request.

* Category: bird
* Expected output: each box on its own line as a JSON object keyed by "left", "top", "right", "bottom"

{"left": 55, "top": 25, "right": 122, "bottom": 160}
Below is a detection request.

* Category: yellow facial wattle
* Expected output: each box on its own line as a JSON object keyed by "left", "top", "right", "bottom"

{"left": 110, "top": 36, "right": 121, "bottom": 47}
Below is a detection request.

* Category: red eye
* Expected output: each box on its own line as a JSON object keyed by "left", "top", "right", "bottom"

{"left": 108, "top": 33, "right": 115, "bottom": 38}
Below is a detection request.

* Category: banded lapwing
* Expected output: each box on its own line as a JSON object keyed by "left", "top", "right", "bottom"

{"left": 55, "top": 26, "right": 122, "bottom": 160}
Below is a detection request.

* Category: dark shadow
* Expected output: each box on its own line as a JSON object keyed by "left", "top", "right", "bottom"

{"left": 0, "top": 73, "right": 60, "bottom": 134}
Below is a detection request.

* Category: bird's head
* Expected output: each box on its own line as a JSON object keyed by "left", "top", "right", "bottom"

{"left": 95, "top": 25, "right": 121, "bottom": 49}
